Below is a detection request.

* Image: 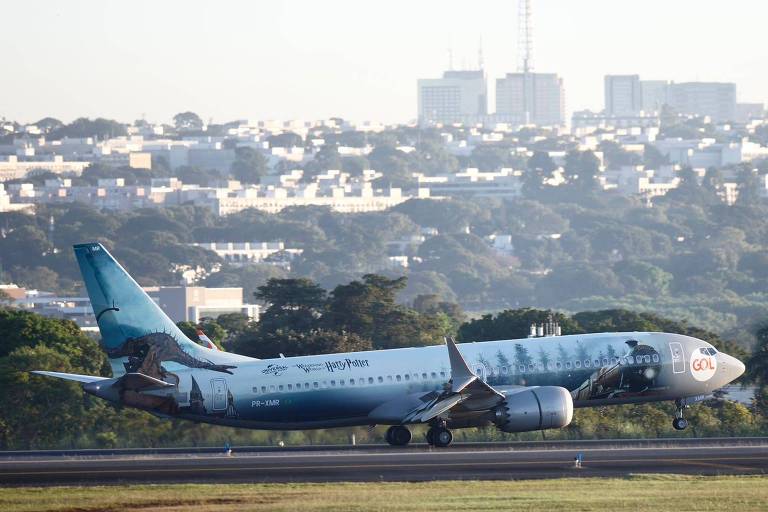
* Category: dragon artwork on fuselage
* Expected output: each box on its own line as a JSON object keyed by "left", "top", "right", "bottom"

{"left": 107, "top": 331, "right": 237, "bottom": 383}
{"left": 480, "top": 338, "right": 668, "bottom": 403}
{"left": 106, "top": 332, "right": 238, "bottom": 416}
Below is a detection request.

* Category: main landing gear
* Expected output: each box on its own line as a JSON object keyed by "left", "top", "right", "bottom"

{"left": 385, "top": 425, "right": 412, "bottom": 446}
{"left": 673, "top": 399, "right": 689, "bottom": 431}
{"left": 425, "top": 419, "right": 453, "bottom": 448}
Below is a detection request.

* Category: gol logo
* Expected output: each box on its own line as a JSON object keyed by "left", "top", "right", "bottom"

{"left": 690, "top": 355, "right": 717, "bottom": 381}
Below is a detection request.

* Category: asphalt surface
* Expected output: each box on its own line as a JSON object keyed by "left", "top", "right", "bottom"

{"left": 1, "top": 441, "right": 767, "bottom": 485}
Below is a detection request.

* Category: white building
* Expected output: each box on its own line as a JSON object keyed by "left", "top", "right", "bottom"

{"left": 604, "top": 75, "right": 642, "bottom": 116}
{"left": 190, "top": 241, "right": 303, "bottom": 267}
{"left": 668, "top": 82, "right": 737, "bottom": 122}
{"left": 640, "top": 80, "right": 671, "bottom": 113}
{"left": 418, "top": 70, "right": 488, "bottom": 125}
{"left": 416, "top": 168, "right": 524, "bottom": 198}
{"left": 0, "top": 155, "right": 89, "bottom": 182}
{"left": 495, "top": 73, "right": 565, "bottom": 126}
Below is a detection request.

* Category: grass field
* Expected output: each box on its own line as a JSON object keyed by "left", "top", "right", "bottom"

{"left": 2, "top": 475, "right": 767, "bottom": 512}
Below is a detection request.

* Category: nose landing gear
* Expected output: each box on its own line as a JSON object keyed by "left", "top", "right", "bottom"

{"left": 673, "top": 399, "right": 689, "bottom": 431}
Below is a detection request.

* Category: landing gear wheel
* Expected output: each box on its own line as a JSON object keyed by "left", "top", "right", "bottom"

{"left": 673, "top": 399, "right": 689, "bottom": 431}
{"left": 426, "top": 427, "right": 437, "bottom": 445}
{"left": 385, "top": 425, "right": 412, "bottom": 446}
{"left": 432, "top": 427, "right": 453, "bottom": 448}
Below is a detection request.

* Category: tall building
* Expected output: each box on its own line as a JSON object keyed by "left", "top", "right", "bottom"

{"left": 495, "top": 72, "right": 565, "bottom": 126}
{"left": 417, "top": 70, "right": 488, "bottom": 125}
{"left": 604, "top": 75, "right": 642, "bottom": 115}
{"left": 668, "top": 82, "right": 737, "bottom": 121}
{"left": 640, "top": 80, "right": 671, "bottom": 113}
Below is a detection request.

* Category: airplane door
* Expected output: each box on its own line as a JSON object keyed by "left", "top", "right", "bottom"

{"left": 211, "top": 378, "right": 227, "bottom": 411}
{"left": 669, "top": 342, "right": 685, "bottom": 374}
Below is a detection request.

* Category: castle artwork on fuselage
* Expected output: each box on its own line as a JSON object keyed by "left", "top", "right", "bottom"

{"left": 479, "top": 338, "right": 668, "bottom": 402}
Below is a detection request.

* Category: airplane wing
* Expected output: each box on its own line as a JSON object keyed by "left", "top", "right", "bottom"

{"left": 402, "top": 337, "right": 505, "bottom": 424}
{"left": 31, "top": 371, "right": 109, "bottom": 384}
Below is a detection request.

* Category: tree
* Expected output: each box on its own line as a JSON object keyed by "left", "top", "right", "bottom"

{"left": 255, "top": 278, "right": 326, "bottom": 334}
{"left": 563, "top": 150, "right": 600, "bottom": 192}
{"left": 230, "top": 147, "right": 268, "bottom": 184}
{"left": 173, "top": 112, "right": 203, "bottom": 132}
{"left": 736, "top": 167, "right": 762, "bottom": 206}
{"left": 458, "top": 308, "right": 581, "bottom": 342}
{"left": 49, "top": 118, "right": 127, "bottom": 140}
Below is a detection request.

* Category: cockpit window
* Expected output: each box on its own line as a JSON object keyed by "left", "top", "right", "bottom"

{"left": 700, "top": 347, "right": 717, "bottom": 356}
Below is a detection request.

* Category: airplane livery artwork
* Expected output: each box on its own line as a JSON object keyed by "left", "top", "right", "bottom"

{"left": 33, "top": 243, "right": 746, "bottom": 447}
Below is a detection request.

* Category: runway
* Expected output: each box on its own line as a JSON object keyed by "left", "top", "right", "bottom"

{"left": 2, "top": 440, "right": 767, "bottom": 485}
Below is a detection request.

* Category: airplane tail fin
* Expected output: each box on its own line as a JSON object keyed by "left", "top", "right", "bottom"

{"left": 73, "top": 243, "right": 247, "bottom": 379}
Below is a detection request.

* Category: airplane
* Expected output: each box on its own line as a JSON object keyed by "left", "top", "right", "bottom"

{"left": 33, "top": 242, "right": 746, "bottom": 447}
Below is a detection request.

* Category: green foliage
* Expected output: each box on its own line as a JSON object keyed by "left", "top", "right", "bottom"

{"left": 231, "top": 147, "right": 268, "bottom": 184}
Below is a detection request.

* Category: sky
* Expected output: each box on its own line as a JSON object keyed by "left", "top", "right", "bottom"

{"left": 2, "top": 0, "right": 767, "bottom": 125}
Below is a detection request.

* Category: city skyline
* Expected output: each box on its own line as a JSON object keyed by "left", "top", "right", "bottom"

{"left": 2, "top": 0, "right": 767, "bottom": 125}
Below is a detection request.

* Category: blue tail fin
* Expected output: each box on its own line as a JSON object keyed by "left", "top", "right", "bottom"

{"left": 74, "top": 242, "right": 244, "bottom": 378}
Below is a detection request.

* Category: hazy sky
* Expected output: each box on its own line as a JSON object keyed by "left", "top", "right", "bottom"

{"left": 3, "top": 0, "right": 766, "bottom": 125}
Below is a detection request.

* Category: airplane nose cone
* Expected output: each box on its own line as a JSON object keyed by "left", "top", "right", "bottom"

{"left": 721, "top": 353, "right": 745, "bottom": 383}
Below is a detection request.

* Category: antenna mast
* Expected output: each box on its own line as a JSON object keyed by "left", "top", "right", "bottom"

{"left": 518, "top": 0, "right": 534, "bottom": 73}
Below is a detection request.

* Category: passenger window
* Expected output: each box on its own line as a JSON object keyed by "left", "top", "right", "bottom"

{"left": 270, "top": 385, "right": 276, "bottom": 392}
{"left": 340, "top": 379, "right": 345, "bottom": 386}
{"left": 556, "top": 361, "right": 562, "bottom": 370}
{"left": 359, "top": 378, "right": 365, "bottom": 385}
{"left": 440, "top": 371, "right": 446, "bottom": 378}
{"left": 252, "top": 387, "right": 258, "bottom": 393}
{"left": 565, "top": 361, "right": 572, "bottom": 369}
{"left": 348, "top": 379, "right": 354, "bottom": 386}
{"left": 287, "top": 384, "right": 292, "bottom": 390}
{"left": 278, "top": 385, "right": 284, "bottom": 391}
{"left": 584, "top": 360, "right": 591, "bottom": 368}
{"left": 602, "top": 358, "right": 609, "bottom": 366}
{"left": 422, "top": 373, "right": 428, "bottom": 379}
{"left": 645, "top": 355, "right": 652, "bottom": 364}
{"left": 388, "top": 375, "right": 393, "bottom": 382}
{"left": 313, "top": 382, "right": 319, "bottom": 389}
{"left": 594, "top": 359, "right": 600, "bottom": 367}
{"left": 502, "top": 366, "right": 508, "bottom": 374}
{"left": 431, "top": 372, "right": 437, "bottom": 379}
{"left": 396, "top": 375, "right": 402, "bottom": 382}
{"left": 330, "top": 380, "right": 336, "bottom": 387}
{"left": 626, "top": 356, "right": 634, "bottom": 364}
{"left": 378, "top": 376, "right": 383, "bottom": 383}
{"left": 528, "top": 363, "right": 535, "bottom": 372}
{"left": 368, "top": 377, "right": 374, "bottom": 384}
{"left": 404, "top": 374, "right": 410, "bottom": 381}
{"left": 652, "top": 354, "right": 660, "bottom": 363}
{"left": 519, "top": 365, "right": 526, "bottom": 373}
{"left": 304, "top": 382, "right": 310, "bottom": 389}
{"left": 261, "top": 386, "right": 267, "bottom": 393}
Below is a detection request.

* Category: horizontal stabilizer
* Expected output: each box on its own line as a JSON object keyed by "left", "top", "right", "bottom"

{"left": 117, "top": 372, "right": 176, "bottom": 391}
{"left": 31, "top": 371, "right": 109, "bottom": 384}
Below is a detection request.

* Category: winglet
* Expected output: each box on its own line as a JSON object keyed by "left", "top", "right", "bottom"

{"left": 445, "top": 336, "right": 477, "bottom": 393}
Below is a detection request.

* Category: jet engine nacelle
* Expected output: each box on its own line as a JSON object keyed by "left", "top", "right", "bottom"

{"left": 494, "top": 386, "right": 574, "bottom": 433}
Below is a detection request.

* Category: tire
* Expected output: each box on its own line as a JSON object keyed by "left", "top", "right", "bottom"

{"left": 386, "top": 425, "right": 411, "bottom": 446}
{"left": 672, "top": 417, "right": 688, "bottom": 431}
{"left": 433, "top": 428, "right": 453, "bottom": 448}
